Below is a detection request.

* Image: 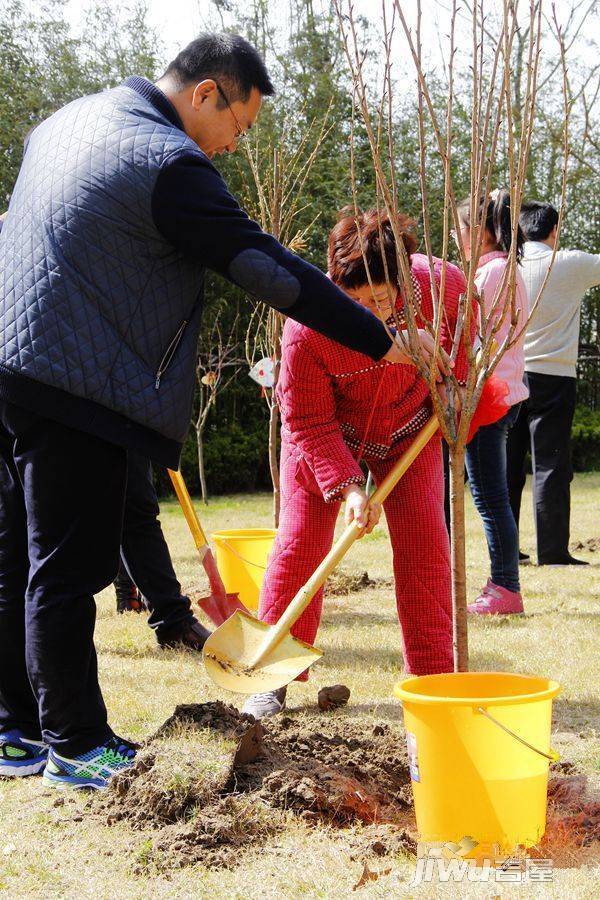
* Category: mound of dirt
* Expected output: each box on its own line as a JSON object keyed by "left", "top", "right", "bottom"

{"left": 97, "top": 701, "right": 415, "bottom": 871}
{"left": 570, "top": 537, "right": 600, "bottom": 553}
{"left": 547, "top": 773, "right": 589, "bottom": 808}
{"left": 527, "top": 764, "right": 600, "bottom": 865}
{"left": 148, "top": 795, "right": 282, "bottom": 870}
{"left": 545, "top": 770, "right": 600, "bottom": 848}
{"left": 259, "top": 715, "right": 413, "bottom": 816}
{"left": 97, "top": 703, "right": 599, "bottom": 873}
{"left": 325, "top": 570, "right": 388, "bottom": 595}
{"left": 557, "top": 804, "right": 600, "bottom": 846}
{"left": 98, "top": 702, "right": 263, "bottom": 830}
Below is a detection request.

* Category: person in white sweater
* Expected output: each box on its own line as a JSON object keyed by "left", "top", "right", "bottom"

{"left": 507, "top": 201, "right": 600, "bottom": 565}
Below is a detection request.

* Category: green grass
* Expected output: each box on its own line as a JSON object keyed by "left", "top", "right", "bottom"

{"left": 0, "top": 475, "right": 598, "bottom": 898}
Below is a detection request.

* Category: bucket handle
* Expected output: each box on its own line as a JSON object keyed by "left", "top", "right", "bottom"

{"left": 218, "top": 539, "right": 268, "bottom": 572}
{"left": 476, "top": 707, "right": 559, "bottom": 763}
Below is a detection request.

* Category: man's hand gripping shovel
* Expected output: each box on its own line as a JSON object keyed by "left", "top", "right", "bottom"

{"left": 168, "top": 470, "right": 246, "bottom": 626}
{"left": 203, "top": 416, "right": 439, "bottom": 693}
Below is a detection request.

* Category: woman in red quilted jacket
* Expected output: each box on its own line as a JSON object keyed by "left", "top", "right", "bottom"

{"left": 242, "top": 209, "right": 468, "bottom": 719}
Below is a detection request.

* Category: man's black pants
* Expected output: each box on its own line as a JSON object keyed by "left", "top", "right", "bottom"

{"left": 506, "top": 372, "right": 576, "bottom": 563}
{"left": 0, "top": 400, "right": 125, "bottom": 755}
{"left": 121, "top": 451, "right": 193, "bottom": 637}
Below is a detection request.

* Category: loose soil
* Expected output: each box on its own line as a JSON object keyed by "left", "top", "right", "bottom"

{"left": 95, "top": 702, "right": 599, "bottom": 873}
{"left": 96, "top": 701, "right": 414, "bottom": 870}
{"left": 324, "top": 570, "right": 391, "bottom": 595}
{"left": 540, "top": 768, "right": 600, "bottom": 861}
{"left": 571, "top": 537, "right": 600, "bottom": 553}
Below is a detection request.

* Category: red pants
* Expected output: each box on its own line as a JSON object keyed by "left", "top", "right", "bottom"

{"left": 258, "top": 437, "right": 453, "bottom": 677}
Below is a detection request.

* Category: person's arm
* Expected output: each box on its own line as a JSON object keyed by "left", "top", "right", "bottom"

{"left": 277, "top": 328, "right": 366, "bottom": 503}
{"left": 151, "top": 151, "right": 395, "bottom": 361}
{"left": 569, "top": 249, "right": 600, "bottom": 293}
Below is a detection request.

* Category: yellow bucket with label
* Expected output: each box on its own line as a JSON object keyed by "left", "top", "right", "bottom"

{"left": 211, "top": 528, "right": 275, "bottom": 611}
{"left": 394, "top": 672, "right": 561, "bottom": 854}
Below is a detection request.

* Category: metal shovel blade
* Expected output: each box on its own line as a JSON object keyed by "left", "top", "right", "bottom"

{"left": 202, "top": 610, "right": 323, "bottom": 693}
{"left": 197, "top": 591, "right": 247, "bottom": 627}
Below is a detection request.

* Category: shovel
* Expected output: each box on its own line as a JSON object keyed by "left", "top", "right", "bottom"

{"left": 203, "top": 415, "right": 439, "bottom": 693}
{"left": 167, "top": 469, "right": 247, "bottom": 626}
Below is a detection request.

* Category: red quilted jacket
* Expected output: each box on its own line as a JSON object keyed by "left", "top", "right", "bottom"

{"left": 277, "top": 253, "right": 468, "bottom": 501}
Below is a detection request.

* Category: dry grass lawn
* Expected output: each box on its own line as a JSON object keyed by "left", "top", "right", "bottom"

{"left": 0, "top": 474, "right": 598, "bottom": 898}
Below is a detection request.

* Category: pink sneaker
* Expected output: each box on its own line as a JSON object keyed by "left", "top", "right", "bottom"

{"left": 468, "top": 579, "right": 524, "bottom": 615}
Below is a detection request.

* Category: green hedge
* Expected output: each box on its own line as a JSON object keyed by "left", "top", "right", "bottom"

{"left": 156, "top": 404, "right": 600, "bottom": 498}
{"left": 200, "top": 425, "right": 271, "bottom": 493}
{"left": 155, "top": 423, "right": 272, "bottom": 497}
{"left": 572, "top": 407, "right": 600, "bottom": 471}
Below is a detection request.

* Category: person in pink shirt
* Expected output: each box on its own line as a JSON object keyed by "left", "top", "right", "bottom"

{"left": 455, "top": 189, "right": 528, "bottom": 615}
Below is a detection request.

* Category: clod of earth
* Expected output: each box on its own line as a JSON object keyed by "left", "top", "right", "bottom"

{"left": 325, "top": 570, "right": 390, "bottom": 596}
{"left": 570, "top": 537, "right": 600, "bottom": 553}
{"left": 352, "top": 862, "right": 392, "bottom": 891}
{"left": 318, "top": 684, "right": 351, "bottom": 711}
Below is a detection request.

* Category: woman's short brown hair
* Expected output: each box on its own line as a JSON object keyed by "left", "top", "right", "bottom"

{"left": 328, "top": 207, "right": 418, "bottom": 289}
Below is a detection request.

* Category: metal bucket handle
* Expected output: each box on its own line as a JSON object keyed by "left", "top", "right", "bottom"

{"left": 477, "top": 706, "right": 559, "bottom": 763}
{"left": 218, "top": 539, "right": 268, "bottom": 572}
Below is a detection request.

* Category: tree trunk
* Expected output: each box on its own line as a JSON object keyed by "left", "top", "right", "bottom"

{"left": 449, "top": 443, "right": 469, "bottom": 672}
{"left": 196, "top": 427, "right": 209, "bottom": 506}
{"left": 268, "top": 398, "right": 280, "bottom": 527}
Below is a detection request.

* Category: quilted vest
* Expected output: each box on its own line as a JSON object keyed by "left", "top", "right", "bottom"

{"left": 0, "top": 85, "right": 206, "bottom": 446}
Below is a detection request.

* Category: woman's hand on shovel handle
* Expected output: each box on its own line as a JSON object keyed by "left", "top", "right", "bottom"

{"left": 342, "top": 485, "right": 381, "bottom": 535}
{"left": 382, "top": 330, "right": 453, "bottom": 382}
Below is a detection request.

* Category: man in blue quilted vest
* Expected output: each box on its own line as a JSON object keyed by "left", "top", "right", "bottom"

{"left": 0, "top": 34, "right": 418, "bottom": 788}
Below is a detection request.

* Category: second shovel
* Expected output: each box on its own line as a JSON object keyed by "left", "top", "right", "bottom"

{"left": 167, "top": 469, "right": 247, "bottom": 626}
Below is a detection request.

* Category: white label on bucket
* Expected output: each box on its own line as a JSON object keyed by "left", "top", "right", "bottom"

{"left": 407, "top": 732, "right": 420, "bottom": 782}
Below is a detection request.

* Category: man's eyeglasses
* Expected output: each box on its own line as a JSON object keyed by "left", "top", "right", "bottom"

{"left": 216, "top": 82, "right": 247, "bottom": 143}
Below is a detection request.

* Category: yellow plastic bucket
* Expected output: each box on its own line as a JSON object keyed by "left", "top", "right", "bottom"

{"left": 394, "top": 672, "right": 561, "bottom": 854}
{"left": 211, "top": 528, "right": 276, "bottom": 611}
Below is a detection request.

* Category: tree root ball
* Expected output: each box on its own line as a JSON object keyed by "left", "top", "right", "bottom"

{"left": 318, "top": 684, "right": 351, "bottom": 711}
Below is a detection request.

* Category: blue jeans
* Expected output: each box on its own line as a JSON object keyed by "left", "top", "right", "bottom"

{"left": 465, "top": 405, "right": 521, "bottom": 593}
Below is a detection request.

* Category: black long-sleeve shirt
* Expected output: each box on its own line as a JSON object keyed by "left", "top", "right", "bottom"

{"left": 128, "top": 76, "right": 394, "bottom": 362}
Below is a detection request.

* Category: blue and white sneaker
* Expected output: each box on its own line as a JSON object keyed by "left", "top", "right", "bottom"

{"left": 0, "top": 729, "right": 48, "bottom": 777}
{"left": 42, "top": 734, "right": 137, "bottom": 790}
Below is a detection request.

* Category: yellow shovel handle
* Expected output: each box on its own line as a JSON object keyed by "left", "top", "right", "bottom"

{"left": 248, "top": 416, "right": 439, "bottom": 668}
{"left": 368, "top": 416, "right": 439, "bottom": 506}
{"left": 167, "top": 469, "right": 208, "bottom": 558}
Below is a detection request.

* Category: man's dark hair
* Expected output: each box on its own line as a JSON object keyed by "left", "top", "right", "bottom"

{"left": 519, "top": 201, "right": 559, "bottom": 242}
{"left": 161, "top": 33, "right": 275, "bottom": 105}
